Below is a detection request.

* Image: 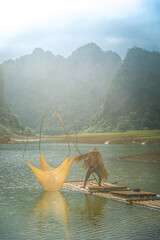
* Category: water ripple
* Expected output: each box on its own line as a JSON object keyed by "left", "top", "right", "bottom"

{"left": 0, "top": 143, "right": 160, "bottom": 239}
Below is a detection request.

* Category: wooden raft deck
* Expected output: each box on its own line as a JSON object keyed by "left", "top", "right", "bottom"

{"left": 63, "top": 179, "right": 160, "bottom": 210}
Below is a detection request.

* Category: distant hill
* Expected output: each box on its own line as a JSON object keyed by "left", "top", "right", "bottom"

{"left": 2, "top": 43, "right": 121, "bottom": 134}
{"left": 90, "top": 47, "right": 160, "bottom": 132}
{"left": 0, "top": 66, "right": 29, "bottom": 136}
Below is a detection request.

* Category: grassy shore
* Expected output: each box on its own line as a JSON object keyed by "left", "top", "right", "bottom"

{"left": 52, "top": 130, "right": 160, "bottom": 144}
{"left": 53, "top": 130, "right": 160, "bottom": 163}
{"left": 1, "top": 130, "right": 160, "bottom": 163}
{"left": 1, "top": 130, "right": 160, "bottom": 144}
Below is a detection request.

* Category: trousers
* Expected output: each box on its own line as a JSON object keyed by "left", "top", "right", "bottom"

{"left": 85, "top": 166, "right": 101, "bottom": 180}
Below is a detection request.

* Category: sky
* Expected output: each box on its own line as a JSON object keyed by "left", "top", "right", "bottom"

{"left": 0, "top": 0, "right": 160, "bottom": 63}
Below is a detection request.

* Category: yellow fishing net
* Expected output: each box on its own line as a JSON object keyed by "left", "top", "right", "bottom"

{"left": 27, "top": 153, "right": 75, "bottom": 191}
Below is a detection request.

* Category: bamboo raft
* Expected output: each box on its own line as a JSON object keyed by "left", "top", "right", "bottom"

{"left": 63, "top": 180, "right": 160, "bottom": 210}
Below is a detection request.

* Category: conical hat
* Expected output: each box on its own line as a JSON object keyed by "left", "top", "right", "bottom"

{"left": 89, "top": 147, "right": 100, "bottom": 153}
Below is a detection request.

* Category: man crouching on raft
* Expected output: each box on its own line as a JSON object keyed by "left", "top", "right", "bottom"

{"left": 74, "top": 148, "right": 109, "bottom": 188}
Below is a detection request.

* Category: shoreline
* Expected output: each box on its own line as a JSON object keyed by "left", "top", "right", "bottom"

{"left": 9, "top": 137, "right": 160, "bottom": 145}
{"left": 0, "top": 135, "right": 160, "bottom": 163}
{"left": 1, "top": 134, "right": 160, "bottom": 145}
{"left": 1, "top": 130, "right": 160, "bottom": 145}
{"left": 119, "top": 151, "right": 160, "bottom": 164}
{"left": 51, "top": 135, "right": 160, "bottom": 145}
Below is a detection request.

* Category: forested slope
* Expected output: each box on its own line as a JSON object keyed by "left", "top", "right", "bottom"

{"left": 0, "top": 66, "right": 29, "bottom": 136}
{"left": 3, "top": 43, "right": 121, "bottom": 134}
{"left": 90, "top": 47, "right": 160, "bottom": 132}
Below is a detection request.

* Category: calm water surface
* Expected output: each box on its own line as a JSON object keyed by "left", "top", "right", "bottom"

{"left": 0, "top": 142, "right": 160, "bottom": 240}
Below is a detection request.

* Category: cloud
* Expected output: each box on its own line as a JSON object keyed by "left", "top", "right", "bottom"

{"left": 0, "top": 0, "right": 141, "bottom": 41}
{"left": 0, "top": 0, "right": 160, "bottom": 62}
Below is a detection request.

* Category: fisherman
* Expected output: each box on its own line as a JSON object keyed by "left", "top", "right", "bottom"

{"left": 74, "top": 148, "right": 109, "bottom": 188}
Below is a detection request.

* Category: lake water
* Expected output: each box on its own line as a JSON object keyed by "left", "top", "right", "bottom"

{"left": 0, "top": 142, "right": 160, "bottom": 240}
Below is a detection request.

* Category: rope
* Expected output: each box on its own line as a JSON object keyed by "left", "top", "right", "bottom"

{"left": 23, "top": 108, "right": 99, "bottom": 184}
{"left": 23, "top": 113, "right": 46, "bottom": 158}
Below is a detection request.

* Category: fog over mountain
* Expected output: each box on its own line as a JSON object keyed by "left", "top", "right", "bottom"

{"left": 90, "top": 47, "right": 160, "bottom": 132}
{"left": 1, "top": 43, "right": 160, "bottom": 135}
{"left": 0, "top": 66, "right": 29, "bottom": 136}
{"left": 2, "top": 43, "right": 121, "bottom": 134}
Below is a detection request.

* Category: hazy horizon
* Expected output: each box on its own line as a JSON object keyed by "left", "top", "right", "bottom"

{"left": 1, "top": 0, "right": 160, "bottom": 63}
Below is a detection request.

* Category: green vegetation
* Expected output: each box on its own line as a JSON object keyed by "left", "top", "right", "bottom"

{"left": 0, "top": 65, "right": 30, "bottom": 136}
{"left": 53, "top": 130, "right": 160, "bottom": 144}
{"left": 59, "top": 129, "right": 160, "bottom": 139}
{"left": 90, "top": 47, "right": 160, "bottom": 132}
{"left": 1, "top": 45, "right": 160, "bottom": 136}
{"left": 2, "top": 43, "right": 121, "bottom": 134}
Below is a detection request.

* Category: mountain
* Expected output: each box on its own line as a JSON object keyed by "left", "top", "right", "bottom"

{"left": 0, "top": 66, "right": 5, "bottom": 106}
{"left": 0, "top": 65, "right": 29, "bottom": 136}
{"left": 2, "top": 43, "right": 121, "bottom": 134}
{"left": 90, "top": 47, "right": 160, "bottom": 132}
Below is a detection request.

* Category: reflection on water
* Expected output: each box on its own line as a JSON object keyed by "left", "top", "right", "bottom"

{"left": 32, "top": 191, "right": 70, "bottom": 238}
{"left": 32, "top": 191, "right": 68, "bottom": 220}
{"left": 81, "top": 194, "right": 107, "bottom": 225}
{"left": 31, "top": 191, "right": 108, "bottom": 238}
{"left": 0, "top": 143, "right": 160, "bottom": 239}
